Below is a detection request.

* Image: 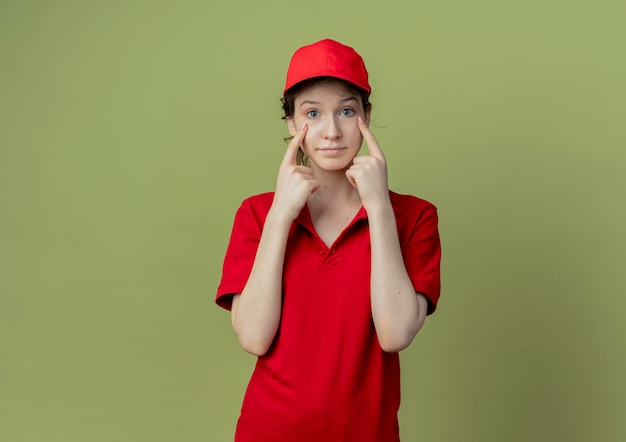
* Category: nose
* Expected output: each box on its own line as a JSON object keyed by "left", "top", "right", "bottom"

{"left": 323, "top": 116, "right": 341, "bottom": 139}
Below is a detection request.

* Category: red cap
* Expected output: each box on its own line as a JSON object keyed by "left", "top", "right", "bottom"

{"left": 284, "top": 39, "right": 370, "bottom": 94}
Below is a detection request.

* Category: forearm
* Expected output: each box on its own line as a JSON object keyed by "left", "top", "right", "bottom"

{"left": 231, "top": 210, "right": 291, "bottom": 356}
{"left": 232, "top": 122, "right": 319, "bottom": 356}
{"left": 368, "top": 203, "right": 427, "bottom": 352}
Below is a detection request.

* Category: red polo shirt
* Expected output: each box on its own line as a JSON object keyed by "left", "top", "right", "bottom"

{"left": 216, "top": 191, "right": 441, "bottom": 442}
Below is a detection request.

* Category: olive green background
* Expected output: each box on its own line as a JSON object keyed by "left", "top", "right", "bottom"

{"left": 1, "top": 0, "right": 624, "bottom": 441}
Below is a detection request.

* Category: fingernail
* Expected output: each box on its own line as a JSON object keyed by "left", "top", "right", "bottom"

{"left": 358, "top": 117, "right": 364, "bottom": 124}
{"left": 300, "top": 122, "right": 306, "bottom": 130}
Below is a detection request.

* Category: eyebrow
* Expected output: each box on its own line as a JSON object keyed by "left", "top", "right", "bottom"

{"left": 298, "top": 97, "right": 359, "bottom": 108}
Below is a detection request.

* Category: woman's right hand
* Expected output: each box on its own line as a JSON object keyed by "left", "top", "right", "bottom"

{"left": 272, "top": 123, "right": 320, "bottom": 221}
{"left": 232, "top": 123, "right": 317, "bottom": 355}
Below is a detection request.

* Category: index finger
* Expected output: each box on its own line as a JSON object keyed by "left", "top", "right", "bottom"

{"left": 282, "top": 122, "right": 308, "bottom": 166}
{"left": 358, "top": 117, "right": 385, "bottom": 161}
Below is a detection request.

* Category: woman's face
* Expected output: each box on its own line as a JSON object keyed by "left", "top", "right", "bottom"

{"left": 287, "top": 81, "right": 370, "bottom": 172}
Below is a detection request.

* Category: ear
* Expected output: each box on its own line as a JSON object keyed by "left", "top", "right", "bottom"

{"left": 286, "top": 117, "right": 297, "bottom": 137}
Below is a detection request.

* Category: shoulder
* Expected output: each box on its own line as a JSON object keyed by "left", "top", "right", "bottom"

{"left": 388, "top": 191, "right": 439, "bottom": 238}
{"left": 236, "top": 192, "right": 275, "bottom": 219}
{"left": 231, "top": 192, "right": 275, "bottom": 223}
{"left": 389, "top": 190, "right": 437, "bottom": 219}
{"left": 239, "top": 192, "right": 275, "bottom": 209}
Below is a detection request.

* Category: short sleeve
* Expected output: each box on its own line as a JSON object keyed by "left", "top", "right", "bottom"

{"left": 400, "top": 202, "right": 441, "bottom": 314}
{"left": 215, "top": 196, "right": 269, "bottom": 311}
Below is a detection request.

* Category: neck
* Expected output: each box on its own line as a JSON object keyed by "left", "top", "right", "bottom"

{"left": 308, "top": 166, "right": 361, "bottom": 206}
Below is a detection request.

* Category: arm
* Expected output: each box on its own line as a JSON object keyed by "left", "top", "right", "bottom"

{"left": 346, "top": 117, "right": 427, "bottom": 352}
{"left": 367, "top": 203, "right": 429, "bottom": 352}
{"left": 230, "top": 211, "right": 291, "bottom": 356}
{"left": 231, "top": 123, "right": 319, "bottom": 356}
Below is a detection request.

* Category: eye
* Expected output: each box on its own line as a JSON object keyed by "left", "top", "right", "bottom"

{"left": 306, "top": 110, "right": 320, "bottom": 118}
{"left": 340, "top": 108, "right": 355, "bottom": 117}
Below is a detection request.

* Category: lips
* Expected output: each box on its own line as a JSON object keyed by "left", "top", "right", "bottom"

{"left": 317, "top": 148, "right": 347, "bottom": 157}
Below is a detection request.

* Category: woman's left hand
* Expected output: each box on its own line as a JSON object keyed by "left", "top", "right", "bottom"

{"left": 345, "top": 117, "right": 391, "bottom": 212}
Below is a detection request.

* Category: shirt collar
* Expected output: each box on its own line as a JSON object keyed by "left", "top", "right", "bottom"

{"left": 294, "top": 204, "right": 368, "bottom": 232}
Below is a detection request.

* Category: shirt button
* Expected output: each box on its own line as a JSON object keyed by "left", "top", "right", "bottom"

{"left": 319, "top": 250, "right": 325, "bottom": 255}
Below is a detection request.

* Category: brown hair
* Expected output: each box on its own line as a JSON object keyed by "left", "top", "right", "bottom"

{"left": 280, "top": 77, "right": 372, "bottom": 166}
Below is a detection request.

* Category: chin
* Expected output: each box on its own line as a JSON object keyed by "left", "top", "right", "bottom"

{"left": 311, "top": 158, "right": 353, "bottom": 172}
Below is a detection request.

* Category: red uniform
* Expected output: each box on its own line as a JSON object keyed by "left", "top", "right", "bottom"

{"left": 216, "top": 191, "right": 441, "bottom": 442}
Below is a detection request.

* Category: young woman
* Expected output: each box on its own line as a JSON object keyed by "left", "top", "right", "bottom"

{"left": 216, "top": 39, "right": 441, "bottom": 442}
